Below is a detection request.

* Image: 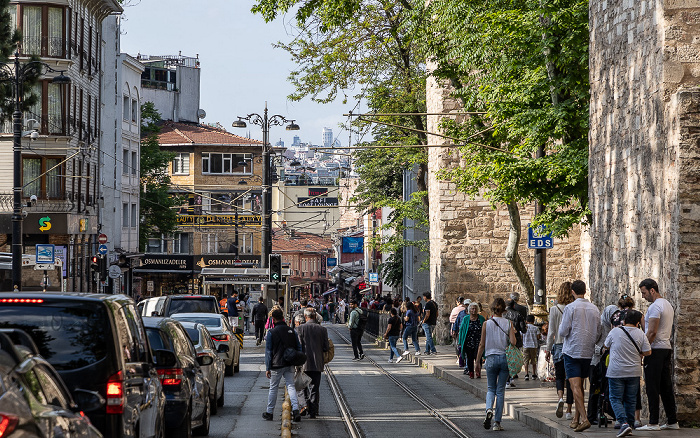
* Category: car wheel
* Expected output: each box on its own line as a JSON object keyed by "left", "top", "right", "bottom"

{"left": 210, "top": 381, "right": 218, "bottom": 416}
{"left": 217, "top": 378, "right": 225, "bottom": 407}
{"left": 169, "top": 406, "right": 192, "bottom": 438}
{"left": 193, "top": 398, "right": 210, "bottom": 436}
{"left": 224, "top": 362, "right": 234, "bottom": 376}
{"left": 234, "top": 350, "right": 240, "bottom": 373}
{"left": 155, "top": 415, "right": 165, "bottom": 438}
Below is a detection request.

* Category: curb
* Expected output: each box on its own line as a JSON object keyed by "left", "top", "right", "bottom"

{"left": 363, "top": 332, "right": 580, "bottom": 438}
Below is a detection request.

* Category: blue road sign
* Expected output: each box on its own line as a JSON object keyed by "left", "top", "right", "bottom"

{"left": 527, "top": 224, "right": 553, "bottom": 249}
{"left": 369, "top": 272, "right": 379, "bottom": 283}
{"left": 35, "top": 244, "right": 55, "bottom": 264}
{"left": 98, "top": 244, "right": 108, "bottom": 255}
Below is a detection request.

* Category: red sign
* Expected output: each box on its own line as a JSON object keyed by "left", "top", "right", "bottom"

{"left": 98, "top": 233, "right": 108, "bottom": 244}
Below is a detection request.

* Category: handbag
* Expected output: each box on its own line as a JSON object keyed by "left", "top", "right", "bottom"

{"left": 492, "top": 318, "right": 524, "bottom": 377}
{"left": 294, "top": 367, "right": 312, "bottom": 391}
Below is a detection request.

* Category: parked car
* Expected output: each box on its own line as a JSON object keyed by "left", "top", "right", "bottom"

{"left": 0, "top": 331, "right": 103, "bottom": 437}
{"left": 137, "top": 295, "right": 220, "bottom": 318}
{"left": 178, "top": 322, "right": 226, "bottom": 414}
{"left": 170, "top": 313, "right": 240, "bottom": 375}
{"left": 143, "top": 317, "right": 210, "bottom": 437}
{"left": 0, "top": 293, "right": 166, "bottom": 438}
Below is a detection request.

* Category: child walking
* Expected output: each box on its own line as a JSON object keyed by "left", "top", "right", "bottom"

{"left": 523, "top": 314, "right": 540, "bottom": 380}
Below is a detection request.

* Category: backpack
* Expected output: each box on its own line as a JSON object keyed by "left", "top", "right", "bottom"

{"left": 323, "top": 338, "right": 335, "bottom": 364}
{"left": 356, "top": 308, "right": 368, "bottom": 332}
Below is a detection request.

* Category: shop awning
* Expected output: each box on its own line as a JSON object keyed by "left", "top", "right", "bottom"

{"left": 360, "top": 287, "right": 372, "bottom": 294}
{"left": 133, "top": 269, "right": 192, "bottom": 274}
{"left": 322, "top": 288, "right": 337, "bottom": 296}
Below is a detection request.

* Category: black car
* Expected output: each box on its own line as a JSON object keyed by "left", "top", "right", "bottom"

{"left": 138, "top": 295, "right": 220, "bottom": 317}
{"left": 143, "top": 317, "right": 211, "bottom": 438}
{"left": 0, "top": 293, "right": 166, "bottom": 438}
{"left": 0, "top": 331, "right": 103, "bottom": 437}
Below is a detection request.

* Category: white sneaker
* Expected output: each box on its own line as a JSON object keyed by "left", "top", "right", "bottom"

{"left": 565, "top": 413, "right": 573, "bottom": 420}
{"left": 415, "top": 351, "right": 421, "bottom": 356}
{"left": 388, "top": 359, "right": 394, "bottom": 363}
{"left": 402, "top": 351, "right": 410, "bottom": 356}
{"left": 395, "top": 356, "right": 403, "bottom": 364}
{"left": 660, "top": 423, "right": 680, "bottom": 430}
{"left": 492, "top": 423, "right": 504, "bottom": 431}
{"left": 636, "top": 424, "right": 661, "bottom": 431}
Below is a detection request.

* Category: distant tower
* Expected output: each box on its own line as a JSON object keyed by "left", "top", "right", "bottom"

{"left": 322, "top": 127, "right": 333, "bottom": 148}
{"left": 275, "top": 138, "right": 284, "bottom": 147}
{"left": 292, "top": 135, "right": 302, "bottom": 148}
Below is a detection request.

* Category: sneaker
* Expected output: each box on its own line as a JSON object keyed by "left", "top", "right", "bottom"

{"left": 402, "top": 351, "right": 410, "bottom": 356}
{"left": 565, "top": 412, "right": 573, "bottom": 420}
{"left": 292, "top": 410, "right": 301, "bottom": 423}
{"left": 636, "top": 424, "right": 661, "bottom": 431}
{"left": 262, "top": 412, "right": 273, "bottom": 421}
{"left": 359, "top": 353, "right": 365, "bottom": 360}
{"left": 432, "top": 350, "right": 438, "bottom": 355}
{"left": 660, "top": 423, "right": 680, "bottom": 430}
{"left": 555, "top": 398, "right": 564, "bottom": 418}
{"left": 505, "top": 382, "right": 515, "bottom": 389}
{"left": 388, "top": 359, "right": 394, "bottom": 363}
{"left": 532, "top": 374, "right": 538, "bottom": 380}
{"left": 415, "top": 351, "right": 421, "bottom": 356}
{"left": 492, "top": 423, "right": 504, "bottom": 431}
{"left": 617, "top": 424, "right": 633, "bottom": 437}
{"left": 352, "top": 357, "right": 361, "bottom": 361}
{"left": 463, "top": 368, "right": 469, "bottom": 375}
{"left": 634, "top": 420, "right": 642, "bottom": 428}
{"left": 525, "top": 375, "right": 530, "bottom": 381}
{"left": 423, "top": 351, "right": 431, "bottom": 355}
{"left": 483, "top": 409, "right": 493, "bottom": 429}
{"left": 395, "top": 356, "right": 403, "bottom": 364}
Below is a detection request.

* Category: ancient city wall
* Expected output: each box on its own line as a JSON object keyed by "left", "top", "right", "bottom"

{"left": 589, "top": 0, "right": 700, "bottom": 421}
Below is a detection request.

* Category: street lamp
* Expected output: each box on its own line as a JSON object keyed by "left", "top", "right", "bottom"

{"left": 0, "top": 52, "right": 71, "bottom": 290}
{"left": 232, "top": 103, "right": 299, "bottom": 268}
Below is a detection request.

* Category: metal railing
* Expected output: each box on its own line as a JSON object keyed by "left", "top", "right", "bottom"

{"left": 0, "top": 193, "right": 77, "bottom": 213}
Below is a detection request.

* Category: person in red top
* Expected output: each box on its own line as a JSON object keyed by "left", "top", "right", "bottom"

{"left": 219, "top": 293, "right": 228, "bottom": 317}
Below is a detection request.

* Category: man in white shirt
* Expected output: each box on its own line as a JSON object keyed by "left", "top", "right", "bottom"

{"left": 604, "top": 310, "right": 651, "bottom": 437}
{"left": 558, "top": 280, "right": 601, "bottom": 432}
{"left": 636, "top": 278, "right": 679, "bottom": 431}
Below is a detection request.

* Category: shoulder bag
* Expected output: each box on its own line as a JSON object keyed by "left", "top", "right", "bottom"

{"left": 492, "top": 318, "right": 524, "bottom": 377}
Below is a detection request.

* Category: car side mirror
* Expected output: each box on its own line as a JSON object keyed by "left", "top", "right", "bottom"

{"left": 72, "top": 389, "right": 105, "bottom": 412}
{"left": 196, "top": 355, "right": 214, "bottom": 366}
{"left": 217, "top": 344, "right": 229, "bottom": 353}
{"left": 153, "top": 349, "right": 177, "bottom": 368}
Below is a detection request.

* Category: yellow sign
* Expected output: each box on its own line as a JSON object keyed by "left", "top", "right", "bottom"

{"left": 176, "top": 214, "right": 261, "bottom": 227}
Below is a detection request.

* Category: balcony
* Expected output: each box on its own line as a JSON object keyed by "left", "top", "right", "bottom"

{"left": 19, "top": 36, "right": 66, "bottom": 59}
{"left": 1, "top": 111, "right": 69, "bottom": 137}
{"left": 0, "top": 192, "right": 95, "bottom": 213}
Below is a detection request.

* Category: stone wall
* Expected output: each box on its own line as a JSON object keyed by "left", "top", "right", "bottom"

{"left": 589, "top": 0, "right": 700, "bottom": 422}
{"left": 425, "top": 70, "right": 583, "bottom": 343}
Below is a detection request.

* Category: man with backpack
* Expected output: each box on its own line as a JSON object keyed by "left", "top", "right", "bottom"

{"left": 347, "top": 299, "right": 366, "bottom": 360}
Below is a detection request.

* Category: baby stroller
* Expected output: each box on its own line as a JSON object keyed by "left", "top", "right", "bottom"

{"left": 594, "top": 350, "right": 615, "bottom": 427}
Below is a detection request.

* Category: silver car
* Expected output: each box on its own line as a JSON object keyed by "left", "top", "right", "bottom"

{"left": 178, "top": 321, "right": 226, "bottom": 415}
{"left": 171, "top": 313, "right": 240, "bottom": 376}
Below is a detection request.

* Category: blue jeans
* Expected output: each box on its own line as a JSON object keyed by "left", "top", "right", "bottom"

{"left": 403, "top": 326, "right": 419, "bottom": 352}
{"left": 422, "top": 323, "right": 437, "bottom": 353}
{"left": 608, "top": 377, "right": 638, "bottom": 426}
{"left": 388, "top": 336, "right": 400, "bottom": 359}
{"left": 485, "top": 354, "right": 509, "bottom": 423}
{"left": 267, "top": 366, "right": 299, "bottom": 414}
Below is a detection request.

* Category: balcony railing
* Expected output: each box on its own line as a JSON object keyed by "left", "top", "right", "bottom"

{"left": 19, "top": 36, "right": 66, "bottom": 58}
{"left": 0, "top": 111, "right": 68, "bottom": 136}
{"left": 0, "top": 193, "right": 73, "bottom": 213}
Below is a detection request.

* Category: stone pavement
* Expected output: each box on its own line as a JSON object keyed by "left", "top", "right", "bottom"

{"left": 365, "top": 333, "right": 699, "bottom": 438}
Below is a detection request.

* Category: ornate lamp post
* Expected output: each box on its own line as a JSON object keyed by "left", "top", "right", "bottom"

{"left": 232, "top": 103, "right": 299, "bottom": 268}
{"left": 0, "top": 52, "right": 71, "bottom": 290}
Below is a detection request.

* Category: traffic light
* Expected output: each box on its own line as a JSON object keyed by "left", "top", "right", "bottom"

{"left": 269, "top": 254, "right": 282, "bottom": 283}
{"left": 90, "top": 256, "right": 99, "bottom": 273}
{"left": 99, "top": 256, "right": 107, "bottom": 281}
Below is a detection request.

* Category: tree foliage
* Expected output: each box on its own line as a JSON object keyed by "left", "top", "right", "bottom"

{"left": 139, "top": 102, "right": 179, "bottom": 251}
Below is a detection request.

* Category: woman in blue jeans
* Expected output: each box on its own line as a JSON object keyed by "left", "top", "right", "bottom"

{"left": 401, "top": 301, "right": 421, "bottom": 356}
{"left": 384, "top": 308, "right": 403, "bottom": 363}
{"left": 476, "top": 298, "right": 517, "bottom": 431}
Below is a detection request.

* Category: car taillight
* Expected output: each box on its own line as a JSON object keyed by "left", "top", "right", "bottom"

{"left": 158, "top": 368, "right": 183, "bottom": 386}
{"left": 0, "top": 298, "right": 43, "bottom": 304}
{"left": 106, "top": 371, "right": 124, "bottom": 414}
{"left": 0, "top": 412, "right": 18, "bottom": 437}
{"left": 211, "top": 334, "right": 229, "bottom": 342}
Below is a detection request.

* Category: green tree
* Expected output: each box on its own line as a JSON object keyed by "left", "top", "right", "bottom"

{"left": 417, "top": 0, "right": 590, "bottom": 300}
{"left": 139, "top": 102, "right": 178, "bottom": 250}
{"left": 253, "top": 0, "right": 429, "bottom": 285}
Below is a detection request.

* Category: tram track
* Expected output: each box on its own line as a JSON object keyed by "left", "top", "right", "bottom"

{"left": 324, "top": 326, "right": 473, "bottom": 438}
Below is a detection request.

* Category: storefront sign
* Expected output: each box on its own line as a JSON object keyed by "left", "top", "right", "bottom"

{"left": 195, "top": 254, "right": 260, "bottom": 269}
{"left": 342, "top": 237, "right": 364, "bottom": 254}
{"left": 308, "top": 187, "right": 328, "bottom": 197}
{"left": 176, "top": 214, "right": 262, "bottom": 227}
{"left": 297, "top": 197, "right": 338, "bottom": 207}
{"left": 139, "top": 255, "right": 193, "bottom": 270}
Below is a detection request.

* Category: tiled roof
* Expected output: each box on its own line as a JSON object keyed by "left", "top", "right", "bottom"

{"left": 272, "top": 230, "right": 333, "bottom": 254}
{"left": 157, "top": 121, "right": 263, "bottom": 146}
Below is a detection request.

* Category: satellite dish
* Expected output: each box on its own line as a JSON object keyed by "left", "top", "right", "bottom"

{"left": 197, "top": 109, "right": 206, "bottom": 119}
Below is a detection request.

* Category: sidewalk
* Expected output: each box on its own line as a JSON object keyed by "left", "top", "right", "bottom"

{"left": 364, "top": 333, "right": 698, "bottom": 438}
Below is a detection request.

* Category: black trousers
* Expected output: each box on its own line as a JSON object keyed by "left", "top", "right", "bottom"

{"left": 554, "top": 359, "right": 574, "bottom": 404}
{"left": 644, "top": 349, "right": 677, "bottom": 425}
{"left": 254, "top": 320, "right": 265, "bottom": 343}
{"left": 303, "top": 371, "right": 322, "bottom": 416}
{"left": 464, "top": 345, "right": 479, "bottom": 373}
{"left": 350, "top": 329, "right": 364, "bottom": 358}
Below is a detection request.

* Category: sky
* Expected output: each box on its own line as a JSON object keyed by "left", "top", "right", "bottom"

{"left": 119, "top": 0, "right": 353, "bottom": 148}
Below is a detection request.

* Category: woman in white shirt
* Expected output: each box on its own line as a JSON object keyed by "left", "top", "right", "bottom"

{"left": 476, "top": 298, "right": 517, "bottom": 431}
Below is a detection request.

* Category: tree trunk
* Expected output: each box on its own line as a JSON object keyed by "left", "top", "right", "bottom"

{"left": 505, "top": 201, "right": 534, "bottom": 303}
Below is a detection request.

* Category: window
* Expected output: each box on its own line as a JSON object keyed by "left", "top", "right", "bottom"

{"left": 122, "top": 96, "right": 129, "bottom": 120}
{"left": 20, "top": 5, "right": 65, "bottom": 57}
{"left": 22, "top": 157, "right": 63, "bottom": 199}
{"left": 47, "top": 7, "right": 62, "bottom": 57}
{"left": 239, "top": 232, "right": 253, "bottom": 254}
{"left": 201, "top": 153, "right": 252, "bottom": 175}
{"left": 47, "top": 83, "right": 62, "bottom": 134}
{"left": 202, "top": 234, "right": 218, "bottom": 254}
{"left": 131, "top": 203, "right": 137, "bottom": 228}
{"left": 122, "top": 203, "right": 128, "bottom": 228}
{"left": 131, "top": 99, "right": 138, "bottom": 123}
{"left": 131, "top": 151, "right": 137, "bottom": 175}
{"left": 123, "top": 149, "right": 129, "bottom": 175}
{"left": 173, "top": 233, "right": 190, "bottom": 254}
{"left": 147, "top": 237, "right": 166, "bottom": 253}
{"left": 22, "top": 6, "right": 41, "bottom": 55}
{"left": 172, "top": 153, "right": 190, "bottom": 175}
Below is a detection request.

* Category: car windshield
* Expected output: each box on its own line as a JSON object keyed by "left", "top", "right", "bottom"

{"left": 146, "top": 328, "right": 169, "bottom": 351}
{"left": 172, "top": 315, "right": 221, "bottom": 327}
{"left": 184, "top": 327, "right": 201, "bottom": 346}
{"left": 168, "top": 298, "right": 217, "bottom": 315}
{"left": 0, "top": 303, "right": 109, "bottom": 371}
